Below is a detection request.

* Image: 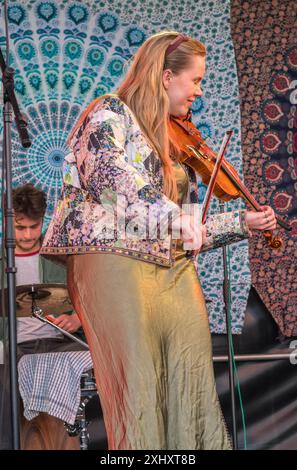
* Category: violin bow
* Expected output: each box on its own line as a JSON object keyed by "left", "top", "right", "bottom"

{"left": 201, "top": 130, "right": 233, "bottom": 224}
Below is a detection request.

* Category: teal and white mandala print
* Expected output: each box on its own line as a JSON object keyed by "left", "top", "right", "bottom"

{"left": 0, "top": 1, "right": 149, "bottom": 228}
{"left": 0, "top": 0, "right": 243, "bottom": 228}
{"left": 0, "top": 0, "right": 251, "bottom": 334}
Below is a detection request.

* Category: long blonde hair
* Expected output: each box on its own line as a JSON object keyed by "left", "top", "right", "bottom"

{"left": 70, "top": 31, "right": 206, "bottom": 202}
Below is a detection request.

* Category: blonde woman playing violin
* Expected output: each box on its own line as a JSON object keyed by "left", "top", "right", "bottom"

{"left": 42, "top": 31, "right": 276, "bottom": 450}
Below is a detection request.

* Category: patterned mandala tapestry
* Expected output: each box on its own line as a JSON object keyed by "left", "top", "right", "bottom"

{"left": 231, "top": 0, "right": 297, "bottom": 336}
{"left": 0, "top": 0, "right": 252, "bottom": 333}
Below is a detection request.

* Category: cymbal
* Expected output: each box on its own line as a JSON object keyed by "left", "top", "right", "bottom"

{"left": 12, "top": 283, "right": 74, "bottom": 318}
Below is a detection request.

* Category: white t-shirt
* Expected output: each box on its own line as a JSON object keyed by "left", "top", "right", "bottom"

{"left": 15, "top": 251, "right": 63, "bottom": 344}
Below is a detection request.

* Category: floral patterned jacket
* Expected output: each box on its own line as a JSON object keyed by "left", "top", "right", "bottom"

{"left": 41, "top": 95, "right": 249, "bottom": 267}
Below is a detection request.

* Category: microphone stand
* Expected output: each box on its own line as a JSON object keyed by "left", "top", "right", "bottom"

{"left": 219, "top": 201, "right": 238, "bottom": 450}
{"left": 0, "top": 40, "right": 31, "bottom": 448}
{"left": 198, "top": 130, "right": 237, "bottom": 449}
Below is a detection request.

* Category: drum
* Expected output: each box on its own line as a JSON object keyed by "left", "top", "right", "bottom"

{"left": 20, "top": 368, "right": 107, "bottom": 450}
{"left": 5, "top": 283, "right": 105, "bottom": 450}
{"left": 20, "top": 410, "right": 80, "bottom": 450}
{"left": 85, "top": 395, "right": 108, "bottom": 449}
{"left": 65, "top": 369, "right": 108, "bottom": 450}
{"left": 18, "top": 351, "right": 92, "bottom": 450}
{"left": 9, "top": 275, "right": 107, "bottom": 452}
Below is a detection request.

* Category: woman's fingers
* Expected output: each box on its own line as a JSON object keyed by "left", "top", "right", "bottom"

{"left": 183, "top": 225, "right": 204, "bottom": 251}
{"left": 245, "top": 206, "right": 277, "bottom": 231}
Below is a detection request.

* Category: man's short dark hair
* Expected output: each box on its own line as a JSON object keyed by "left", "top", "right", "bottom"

{"left": 12, "top": 184, "right": 47, "bottom": 220}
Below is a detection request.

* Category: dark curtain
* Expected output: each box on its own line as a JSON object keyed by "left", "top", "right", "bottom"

{"left": 231, "top": 0, "right": 297, "bottom": 336}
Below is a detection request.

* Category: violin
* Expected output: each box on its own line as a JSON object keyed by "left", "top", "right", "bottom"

{"left": 169, "top": 115, "right": 292, "bottom": 249}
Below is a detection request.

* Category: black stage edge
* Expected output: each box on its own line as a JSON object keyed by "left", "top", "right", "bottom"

{"left": 213, "top": 286, "right": 297, "bottom": 450}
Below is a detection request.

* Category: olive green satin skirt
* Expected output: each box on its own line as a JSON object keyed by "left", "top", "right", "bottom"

{"left": 67, "top": 250, "right": 231, "bottom": 450}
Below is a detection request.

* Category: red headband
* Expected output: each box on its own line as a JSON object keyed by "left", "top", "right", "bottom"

{"left": 165, "top": 34, "right": 189, "bottom": 57}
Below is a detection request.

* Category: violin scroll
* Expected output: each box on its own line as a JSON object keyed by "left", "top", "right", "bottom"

{"left": 263, "top": 231, "right": 283, "bottom": 249}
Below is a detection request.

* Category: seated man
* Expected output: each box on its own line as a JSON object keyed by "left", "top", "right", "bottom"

{"left": 11, "top": 183, "right": 84, "bottom": 354}
{"left": 0, "top": 183, "right": 87, "bottom": 449}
